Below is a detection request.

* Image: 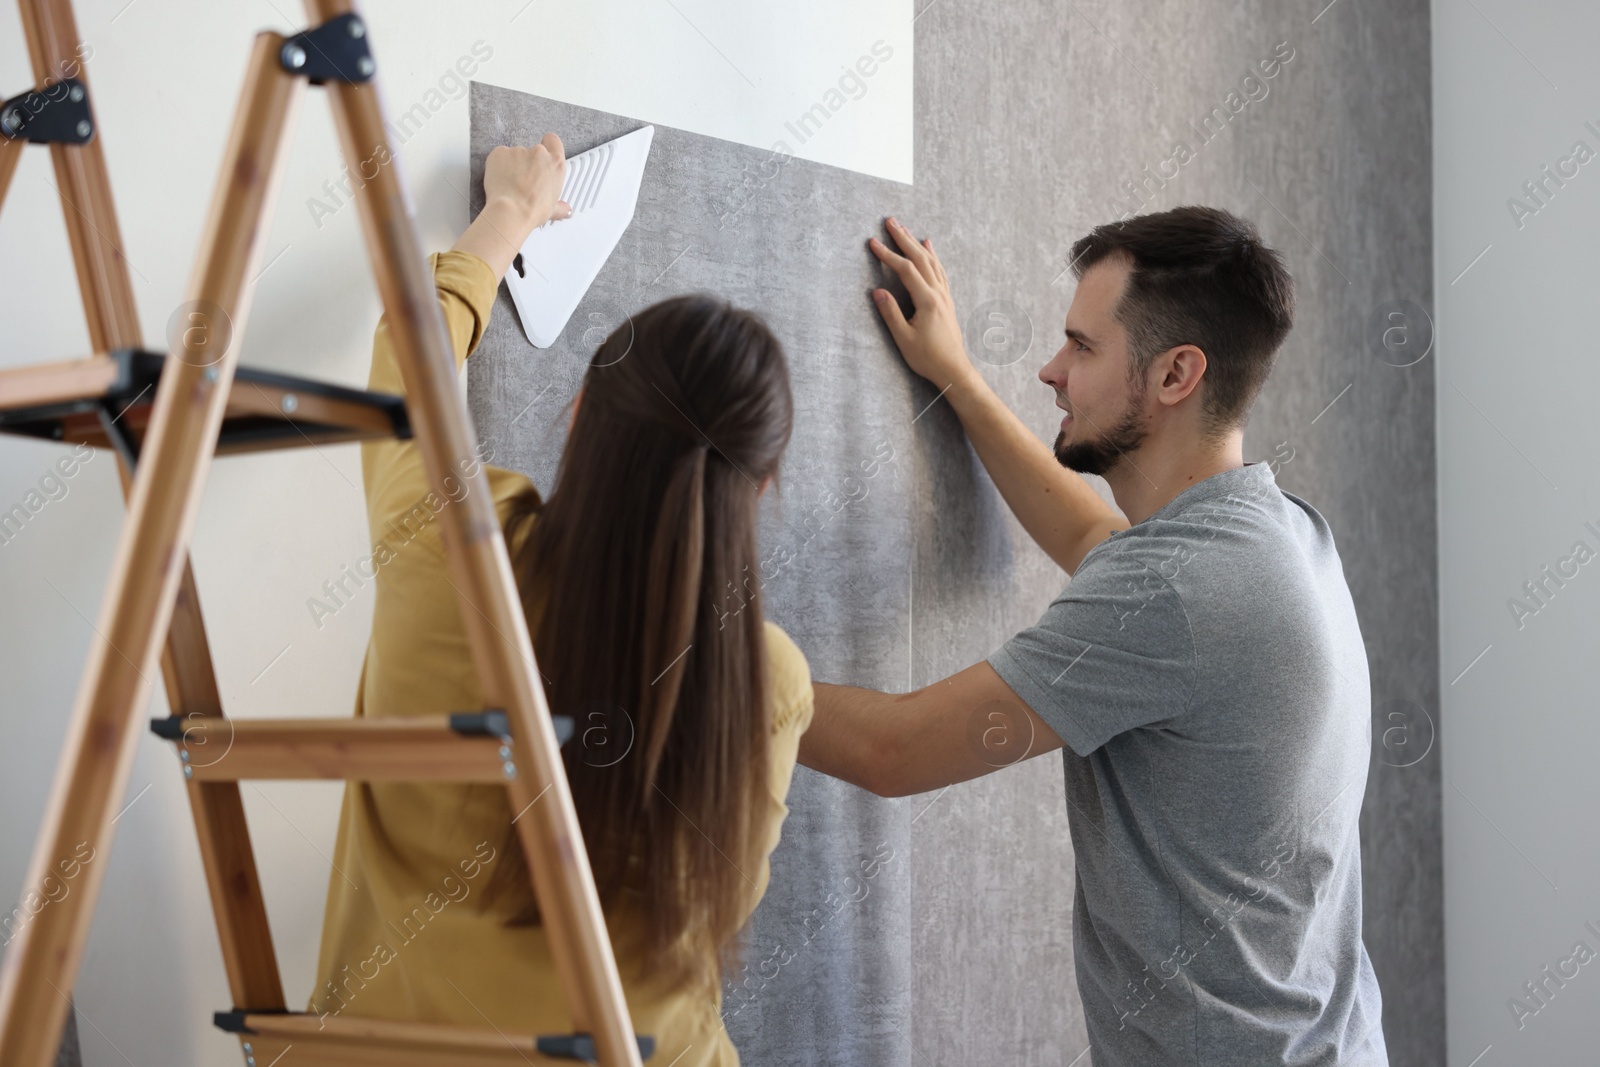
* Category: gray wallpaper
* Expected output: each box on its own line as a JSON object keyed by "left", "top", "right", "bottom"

{"left": 465, "top": 0, "right": 1438, "bottom": 1061}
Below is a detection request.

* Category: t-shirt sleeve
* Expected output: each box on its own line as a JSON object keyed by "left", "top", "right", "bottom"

{"left": 986, "top": 545, "right": 1197, "bottom": 756}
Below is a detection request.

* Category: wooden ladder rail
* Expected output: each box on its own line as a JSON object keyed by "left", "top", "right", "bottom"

{"left": 0, "top": 1, "right": 645, "bottom": 1064}
{"left": 0, "top": 2, "right": 286, "bottom": 1064}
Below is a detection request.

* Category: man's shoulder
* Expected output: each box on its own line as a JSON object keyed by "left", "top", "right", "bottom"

{"left": 1074, "top": 521, "right": 1210, "bottom": 594}
{"left": 1082, "top": 480, "right": 1319, "bottom": 594}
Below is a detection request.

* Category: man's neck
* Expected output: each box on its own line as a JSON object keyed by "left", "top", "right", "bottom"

{"left": 1105, "top": 434, "right": 1246, "bottom": 525}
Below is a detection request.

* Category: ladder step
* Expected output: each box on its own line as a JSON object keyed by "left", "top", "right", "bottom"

{"left": 0, "top": 348, "right": 410, "bottom": 457}
{"left": 214, "top": 1010, "right": 655, "bottom": 1065}
{"left": 149, "top": 713, "right": 574, "bottom": 783}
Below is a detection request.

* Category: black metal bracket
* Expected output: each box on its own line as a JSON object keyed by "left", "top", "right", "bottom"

{"left": 0, "top": 78, "right": 92, "bottom": 144}
{"left": 537, "top": 1033, "right": 656, "bottom": 1061}
{"left": 149, "top": 716, "right": 185, "bottom": 741}
{"left": 212, "top": 1008, "right": 289, "bottom": 1034}
{"left": 279, "top": 14, "right": 374, "bottom": 85}
{"left": 450, "top": 709, "right": 575, "bottom": 747}
{"left": 449, "top": 709, "right": 510, "bottom": 737}
{"left": 95, "top": 398, "right": 139, "bottom": 471}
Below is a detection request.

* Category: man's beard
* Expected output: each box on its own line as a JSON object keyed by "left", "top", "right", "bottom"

{"left": 1053, "top": 382, "right": 1148, "bottom": 477}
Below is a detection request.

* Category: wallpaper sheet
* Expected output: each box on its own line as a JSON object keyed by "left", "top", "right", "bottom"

{"left": 466, "top": 0, "right": 1439, "bottom": 1059}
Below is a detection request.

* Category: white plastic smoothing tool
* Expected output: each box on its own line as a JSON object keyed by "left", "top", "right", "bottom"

{"left": 505, "top": 124, "right": 655, "bottom": 348}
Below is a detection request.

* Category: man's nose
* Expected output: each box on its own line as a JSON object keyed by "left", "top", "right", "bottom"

{"left": 1039, "top": 348, "right": 1069, "bottom": 386}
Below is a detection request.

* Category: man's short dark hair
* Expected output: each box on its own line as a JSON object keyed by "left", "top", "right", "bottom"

{"left": 1069, "top": 205, "right": 1296, "bottom": 440}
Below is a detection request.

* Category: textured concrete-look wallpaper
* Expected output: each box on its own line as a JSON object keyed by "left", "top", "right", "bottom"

{"left": 465, "top": 0, "right": 1438, "bottom": 1062}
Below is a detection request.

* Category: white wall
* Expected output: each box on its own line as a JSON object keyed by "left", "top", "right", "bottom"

{"left": 0, "top": 2, "right": 910, "bottom": 1062}
{"left": 1434, "top": 2, "right": 1600, "bottom": 1065}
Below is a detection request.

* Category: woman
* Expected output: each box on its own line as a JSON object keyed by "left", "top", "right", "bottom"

{"left": 310, "top": 133, "right": 813, "bottom": 1065}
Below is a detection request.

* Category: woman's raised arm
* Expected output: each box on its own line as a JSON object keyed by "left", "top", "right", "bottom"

{"left": 449, "top": 133, "right": 573, "bottom": 279}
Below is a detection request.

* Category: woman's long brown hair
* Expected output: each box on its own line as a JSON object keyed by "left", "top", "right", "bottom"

{"left": 485, "top": 293, "right": 793, "bottom": 993}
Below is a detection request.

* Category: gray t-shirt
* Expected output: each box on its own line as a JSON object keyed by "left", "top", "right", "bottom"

{"left": 987, "top": 462, "right": 1386, "bottom": 1066}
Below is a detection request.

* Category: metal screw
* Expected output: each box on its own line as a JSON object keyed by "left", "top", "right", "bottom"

{"left": 498, "top": 744, "right": 512, "bottom": 759}
{"left": 203, "top": 366, "right": 219, "bottom": 383}
{"left": 282, "top": 43, "right": 306, "bottom": 70}
{"left": 281, "top": 393, "right": 298, "bottom": 414}
{"left": 75, "top": 119, "right": 91, "bottom": 138}
{"left": 179, "top": 750, "right": 190, "bottom": 763}
{"left": 52, "top": 426, "right": 64, "bottom": 439}
{"left": 357, "top": 57, "right": 375, "bottom": 78}
{"left": 242, "top": 1044, "right": 252, "bottom": 1054}
{"left": 182, "top": 765, "right": 193, "bottom": 780}
{"left": 348, "top": 18, "right": 365, "bottom": 38}
{"left": 502, "top": 761, "right": 517, "bottom": 780}
{"left": 69, "top": 85, "right": 84, "bottom": 102}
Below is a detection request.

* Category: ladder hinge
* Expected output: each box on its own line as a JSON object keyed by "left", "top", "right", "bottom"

{"left": 279, "top": 14, "right": 375, "bottom": 85}
{"left": 0, "top": 78, "right": 93, "bottom": 144}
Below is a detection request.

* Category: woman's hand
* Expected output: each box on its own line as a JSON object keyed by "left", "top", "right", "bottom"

{"left": 451, "top": 133, "right": 573, "bottom": 279}
{"left": 867, "top": 217, "right": 978, "bottom": 393}
{"left": 485, "top": 133, "right": 572, "bottom": 232}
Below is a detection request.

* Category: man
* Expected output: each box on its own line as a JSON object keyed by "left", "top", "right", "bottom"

{"left": 800, "top": 205, "right": 1386, "bottom": 1065}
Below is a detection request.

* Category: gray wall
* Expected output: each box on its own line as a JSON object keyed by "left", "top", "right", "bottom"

{"left": 467, "top": 0, "right": 1440, "bottom": 1061}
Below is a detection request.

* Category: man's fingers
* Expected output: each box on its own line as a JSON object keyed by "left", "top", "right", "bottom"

{"left": 883, "top": 217, "right": 935, "bottom": 287}
{"left": 869, "top": 236, "right": 935, "bottom": 305}
{"left": 554, "top": 199, "right": 573, "bottom": 221}
{"left": 923, "top": 238, "right": 949, "bottom": 287}
{"left": 871, "top": 288, "right": 910, "bottom": 343}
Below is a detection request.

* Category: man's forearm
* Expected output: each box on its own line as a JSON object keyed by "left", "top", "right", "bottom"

{"left": 803, "top": 664, "right": 1065, "bottom": 799}
{"left": 798, "top": 682, "right": 894, "bottom": 795}
{"left": 944, "top": 371, "right": 1127, "bottom": 573}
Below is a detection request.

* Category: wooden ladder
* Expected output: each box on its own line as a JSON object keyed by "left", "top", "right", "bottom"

{"left": 0, "top": 1, "right": 649, "bottom": 1064}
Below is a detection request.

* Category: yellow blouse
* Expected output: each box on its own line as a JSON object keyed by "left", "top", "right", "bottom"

{"left": 310, "top": 249, "right": 814, "bottom": 1065}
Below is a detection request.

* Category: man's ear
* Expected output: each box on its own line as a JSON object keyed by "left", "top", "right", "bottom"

{"left": 1158, "top": 344, "right": 1208, "bottom": 406}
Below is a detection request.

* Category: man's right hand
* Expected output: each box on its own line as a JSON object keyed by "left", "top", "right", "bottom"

{"left": 867, "top": 217, "right": 979, "bottom": 393}
{"left": 864, "top": 215, "right": 1129, "bottom": 575}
